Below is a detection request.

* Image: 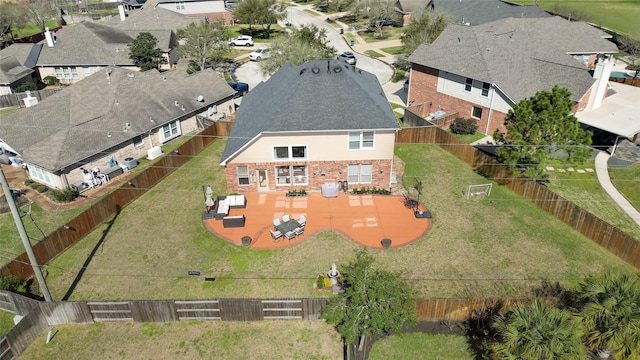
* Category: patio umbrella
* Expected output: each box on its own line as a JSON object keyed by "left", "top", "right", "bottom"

{"left": 205, "top": 185, "right": 214, "bottom": 212}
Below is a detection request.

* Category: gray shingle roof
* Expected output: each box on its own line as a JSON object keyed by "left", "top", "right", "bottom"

{"left": 408, "top": 17, "right": 618, "bottom": 103}
{"left": 396, "top": 0, "right": 427, "bottom": 14}
{"left": 221, "top": 59, "right": 400, "bottom": 164}
{"left": 0, "top": 44, "right": 42, "bottom": 85}
{"left": 106, "top": 5, "right": 203, "bottom": 32}
{"left": 0, "top": 57, "right": 33, "bottom": 85}
{"left": 428, "top": 0, "right": 550, "bottom": 25}
{"left": 0, "top": 67, "right": 235, "bottom": 171}
{"left": 36, "top": 22, "right": 173, "bottom": 67}
{"left": 0, "top": 43, "right": 43, "bottom": 68}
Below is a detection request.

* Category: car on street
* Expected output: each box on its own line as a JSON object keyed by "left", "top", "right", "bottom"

{"left": 248, "top": 47, "right": 270, "bottom": 61}
{"left": 228, "top": 35, "right": 254, "bottom": 47}
{"left": 228, "top": 81, "right": 249, "bottom": 97}
{"left": 337, "top": 52, "right": 357, "bottom": 65}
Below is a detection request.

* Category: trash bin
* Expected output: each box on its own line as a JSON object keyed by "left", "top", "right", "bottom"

{"left": 350, "top": 40, "right": 355, "bottom": 46}
{"left": 340, "top": 28, "right": 344, "bottom": 34}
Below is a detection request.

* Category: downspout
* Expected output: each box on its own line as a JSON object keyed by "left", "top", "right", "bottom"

{"left": 484, "top": 83, "right": 496, "bottom": 136}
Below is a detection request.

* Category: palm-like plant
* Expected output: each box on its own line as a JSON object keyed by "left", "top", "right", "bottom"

{"left": 577, "top": 271, "right": 640, "bottom": 359}
{"left": 491, "top": 300, "right": 587, "bottom": 359}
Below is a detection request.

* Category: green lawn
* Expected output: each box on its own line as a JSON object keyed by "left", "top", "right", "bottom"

{"left": 610, "top": 163, "right": 640, "bottom": 211}
{"left": 451, "top": 131, "right": 486, "bottom": 144}
{"left": 509, "top": 0, "right": 640, "bottom": 36}
{"left": 544, "top": 160, "right": 640, "bottom": 239}
{"left": 19, "top": 320, "right": 342, "bottom": 359}
{"left": 11, "top": 20, "right": 59, "bottom": 39}
{"left": 380, "top": 46, "right": 405, "bottom": 55}
{"left": 39, "top": 142, "right": 633, "bottom": 301}
{"left": 0, "top": 311, "right": 14, "bottom": 337}
{"left": 364, "top": 50, "right": 385, "bottom": 58}
{"left": 369, "top": 333, "right": 473, "bottom": 359}
{"left": 358, "top": 26, "right": 404, "bottom": 42}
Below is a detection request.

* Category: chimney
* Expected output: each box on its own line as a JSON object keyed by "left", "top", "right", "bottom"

{"left": 44, "top": 28, "right": 55, "bottom": 48}
{"left": 118, "top": 5, "right": 126, "bottom": 21}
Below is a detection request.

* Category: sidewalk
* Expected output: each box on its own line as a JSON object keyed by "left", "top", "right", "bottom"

{"left": 595, "top": 151, "right": 640, "bottom": 227}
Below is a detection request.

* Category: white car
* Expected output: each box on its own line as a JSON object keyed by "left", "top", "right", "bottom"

{"left": 228, "top": 35, "right": 254, "bottom": 47}
{"left": 248, "top": 47, "right": 270, "bottom": 61}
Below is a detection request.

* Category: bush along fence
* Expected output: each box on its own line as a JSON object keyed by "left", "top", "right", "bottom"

{"left": 0, "top": 290, "right": 526, "bottom": 359}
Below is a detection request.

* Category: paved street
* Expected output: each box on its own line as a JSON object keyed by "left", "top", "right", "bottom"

{"left": 233, "top": 4, "right": 402, "bottom": 104}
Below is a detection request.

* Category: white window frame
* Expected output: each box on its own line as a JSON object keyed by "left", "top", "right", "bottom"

{"left": 272, "top": 145, "right": 307, "bottom": 161}
{"left": 481, "top": 82, "right": 490, "bottom": 97}
{"left": 292, "top": 165, "right": 308, "bottom": 185}
{"left": 132, "top": 135, "right": 143, "bottom": 147}
{"left": 175, "top": 1, "right": 185, "bottom": 9}
{"left": 237, "top": 166, "right": 249, "bottom": 185}
{"left": 27, "top": 164, "right": 53, "bottom": 185}
{"left": 465, "top": 77, "right": 473, "bottom": 92}
{"left": 348, "top": 131, "right": 375, "bottom": 150}
{"left": 71, "top": 68, "right": 79, "bottom": 79}
{"left": 471, "top": 106, "right": 482, "bottom": 119}
{"left": 160, "top": 121, "right": 181, "bottom": 142}
{"left": 54, "top": 67, "right": 63, "bottom": 79}
{"left": 83, "top": 67, "right": 91, "bottom": 76}
{"left": 275, "top": 165, "right": 291, "bottom": 186}
{"left": 347, "top": 164, "right": 372, "bottom": 184}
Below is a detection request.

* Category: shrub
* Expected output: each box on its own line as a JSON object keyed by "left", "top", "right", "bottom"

{"left": 43, "top": 76, "right": 60, "bottom": 86}
{"left": 450, "top": 117, "right": 478, "bottom": 135}
{"left": 0, "top": 275, "right": 28, "bottom": 294}
{"left": 14, "top": 82, "right": 37, "bottom": 92}
{"left": 323, "top": 274, "right": 332, "bottom": 288}
{"left": 51, "top": 187, "right": 76, "bottom": 202}
{"left": 316, "top": 275, "right": 324, "bottom": 289}
{"left": 392, "top": 69, "right": 406, "bottom": 82}
{"left": 24, "top": 179, "right": 34, "bottom": 186}
{"left": 36, "top": 185, "right": 48, "bottom": 193}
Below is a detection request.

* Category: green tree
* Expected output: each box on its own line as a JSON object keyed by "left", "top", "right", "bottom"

{"left": 576, "top": 272, "right": 640, "bottom": 359}
{"left": 493, "top": 86, "right": 592, "bottom": 179}
{"left": 321, "top": 249, "right": 416, "bottom": 351}
{"left": 401, "top": 10, "right": 450, "bottom": 55}
{"left": 177, "top": 21, "right": 230, "bottom": 72}
{"left": 23, "top": 0, "right": 58, "bottom": 33}
{"left": 259, "top": 24, "right": 336, "bottom": 75}
{"left": 0, "top": 1, "right": 27, "bottom": 43}
{"left": 128, "top": 32, "right": 163, "bottom": 71}
{"left": 233, "top": 0, "right": 286, "bottom": 38}
{"left": 491, "top": 300, "right": 587, "bottom": 360}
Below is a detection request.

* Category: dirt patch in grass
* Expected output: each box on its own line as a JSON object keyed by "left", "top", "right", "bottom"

{"left": 20, "top": 320, "right": 342, "bottom": 359}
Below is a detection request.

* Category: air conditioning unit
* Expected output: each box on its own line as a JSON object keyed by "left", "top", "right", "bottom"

{"left": 147, "top": 146, "right": 163, "bottom": 160}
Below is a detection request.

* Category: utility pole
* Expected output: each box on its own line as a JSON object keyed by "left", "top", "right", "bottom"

{"left": 0, "top": 166, "right": 53, "bottom": 302}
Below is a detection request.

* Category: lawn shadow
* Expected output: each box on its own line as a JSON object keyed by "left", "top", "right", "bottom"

{"left": 460, "top": 300, "right": 504, "bottom": 360}
{"left": 61, "top": 205, "right": 121, "bottom": 301}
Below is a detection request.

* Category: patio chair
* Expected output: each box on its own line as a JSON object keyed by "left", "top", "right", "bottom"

{"left": 282, "top": 214, "right": 290, "bottom": 222}
{"left": 284, "top": 230, "right": 296, "bottom": 241}
{"left": 298, "top": 215, "right": 306, "bottom": 227}
{"left": 270, "top": 229, "right": 283, "bottom": 241}
{"left": 294, "top": 226, "right": 304, "bottom": 236}
{"left": 273, "top": 218, "right": 282, "bottom": 227}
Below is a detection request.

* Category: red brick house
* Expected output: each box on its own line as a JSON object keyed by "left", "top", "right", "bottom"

{"left": 220, "top": 59, "right": 400, "bottom": 194}
{"left": 406, "top": 16, "right": 618, "bottom": 135}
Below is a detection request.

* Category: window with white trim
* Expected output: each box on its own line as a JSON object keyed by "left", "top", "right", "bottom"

{"left": 465, "top": 77, "right": 473, "bottom": 92}
{"left": 347, "top": 164, "right": 372, "bottom": 184}
{"left": 54, "top": 66, "right": 80, "bottom": 80}
{"left": 175, "top": 2, "right": 185, "bottom": 9}
{"left": 272, "top": 145, "right": 307, "bottom": 160}
{"left": 83, "top": 67, "right": 91, "bottom": 76}
{"left": 132, "top": 135, "right": 143, "bottom": 147}
{"left": 54, "top": 67, "right": 63, "bottom": 79}
{"left": 27, "top": 164, "right": 53, "bottom": 185}
{"left": 71, "top": 68, "right": 79, "bottom": 79}
{"left": 292, "top": 165, "right": 307, "bottom": 185}
{"left": 160, "top": 121, "right": 181, "bottom": 142}
{"left": 348, "top": 131, "right": 374, "bottom": 150}
{"left": 237, "top": 166, "right": 249, "bottom": 185}
{"left": 276, "top": 165, "right": 291, "bottom": 185}
{"left": 481, "top": 82, "right": 490, "bottom": 97}
{"left": 471, "top": 106, "right": 482, "bottom": 119}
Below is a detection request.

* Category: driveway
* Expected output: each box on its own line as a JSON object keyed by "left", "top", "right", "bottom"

{"left": 233, "top": 5, "right": 394, "bottom": 91}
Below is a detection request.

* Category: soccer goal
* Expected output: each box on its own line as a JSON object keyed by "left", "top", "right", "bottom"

{"left": 464, "top": 184, "right": 492, "bottom": 199}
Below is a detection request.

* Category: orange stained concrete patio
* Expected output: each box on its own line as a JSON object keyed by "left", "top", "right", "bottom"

{"left": 204, "top": 192, "right": 432, "bottom": 250}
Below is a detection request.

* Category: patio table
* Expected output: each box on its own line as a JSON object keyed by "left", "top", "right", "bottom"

{"left": 275, "top": 219, "right": 301, "bottom": 235}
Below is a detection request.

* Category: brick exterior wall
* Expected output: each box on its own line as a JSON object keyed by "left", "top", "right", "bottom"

{"left": 225, "top": 159, "right": 393, "bottom": 194}
{"left": 573, "top": 85, "right": 592, "bottom": 113}
{"left": 409, "top": 64, "right": 507, "bottom": 135}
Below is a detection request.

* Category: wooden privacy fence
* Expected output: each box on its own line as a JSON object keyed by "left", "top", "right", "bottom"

{"left": 0, "top": 121, "right": 233, "bottom": 279}
{"left": 0, "top": 89, "right": 62, "bottom": 109}
{"left": 396, "top": 126, "right": 640, "bottom": 268}
{"left": 0, "top": 290, "right": 527, "bottom": 359}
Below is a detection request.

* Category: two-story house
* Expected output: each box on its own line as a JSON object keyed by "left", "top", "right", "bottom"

{"left": 220, "top": 59, "right": 401, "bottom": 193}
{"left": 407, "top": 16, "right": 618, "bottom": 135}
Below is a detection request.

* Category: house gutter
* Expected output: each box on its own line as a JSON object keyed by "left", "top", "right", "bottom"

{"left": 485, "top": 83, "right": 496, "bottom": 136}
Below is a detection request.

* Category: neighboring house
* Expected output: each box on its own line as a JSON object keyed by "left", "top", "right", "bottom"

{"left": 155, "top": 0, "right": 232, "bottom": 24}
{"left": 36, "top": 22, "right": 177, "bottom": 85}
{"left": 106, "top": 4, "right": 205, "bottom": 33}
{"left": 0, "top": 67, "right": 237, "bottom": 189}
{"left": 426, "top": 0, "right": 550, "bottom": 26}
{"left": 220, "top": 59, "right": 401, "bottom": 194}
{"left": 407, "top": 16, "right": 618, "bottom": 135}
{"left": 0, "top": 43, "right": 43, "bottom": 95}
{"left": 395, "top": 0, "right": 428, "bottom": 25}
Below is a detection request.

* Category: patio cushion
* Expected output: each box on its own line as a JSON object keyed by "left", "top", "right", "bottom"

{"left": 228, "top": 195, "right": 246, "bottom": 208}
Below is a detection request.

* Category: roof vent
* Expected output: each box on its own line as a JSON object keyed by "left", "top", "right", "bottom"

{"left": 300, "top": 68, "right": 307, "bottom": 75}
{"left": 175, "top": 100, "right": 179, "bottom": 106}
{"left": 127, "top": 72, "right": 135, "bottom": 79}
{"left": 197, "top": 95, "right": 204, "bottom": 102}
{"left": 333, "top": 66, "right": 342, "bottom": 73}
{"left": 311, "top": 67, "right": 320, "bottom": 74}
{"left": 162, "top": 75, "right": 166, "bottom": 81}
